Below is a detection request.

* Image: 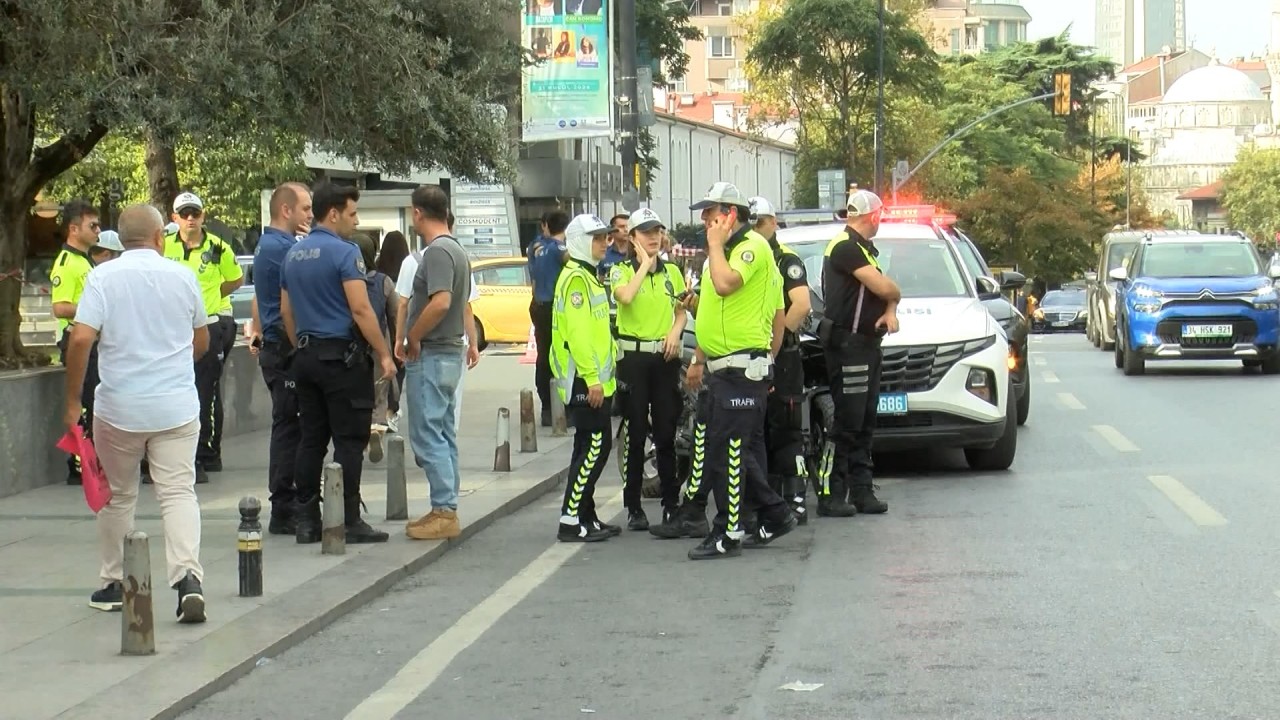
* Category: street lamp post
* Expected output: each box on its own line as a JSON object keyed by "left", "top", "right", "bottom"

{"left": 1126, "top": 128, "right": 1135, "bottom": 228}
{"left": 874, "top": 0, "right": 886, "bottom": 195}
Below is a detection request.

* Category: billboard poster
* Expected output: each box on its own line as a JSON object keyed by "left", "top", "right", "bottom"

{"left": 522, "top": 0, "right": 612, "bottom": 142}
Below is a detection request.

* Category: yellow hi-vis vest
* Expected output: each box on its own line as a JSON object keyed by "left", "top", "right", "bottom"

{"left": 551, "top": 260, "right": 617, "bottom": 401}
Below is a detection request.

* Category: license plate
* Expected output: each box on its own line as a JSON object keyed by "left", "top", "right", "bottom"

{"left": 1182, "top": 323, "right": 1233, "bottom": 339}
{"left": 1052, "top": 321, "right": 1071, "bottom": 327}
{"left": 877, "top": 392, "right": 909, "bottom": 416}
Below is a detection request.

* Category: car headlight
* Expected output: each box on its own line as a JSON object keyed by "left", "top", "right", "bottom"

{"left": 965, "top": 368, "right": 996, "bottom": 405}
{"left": 960, "top": 335, "right": 997, "bottom": 357}
{"left": 1252, "top": 285, "right": 1279, "bottom": 310}
{"left": 1132, "top": 301, "right": 1161, "bottom": 314}
{"left": 1133, "top": 285, "right": 1163, "bottom": 299}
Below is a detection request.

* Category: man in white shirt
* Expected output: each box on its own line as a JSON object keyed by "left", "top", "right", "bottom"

{"left": 63, "top": 204, "right": 212, "bottom": 625}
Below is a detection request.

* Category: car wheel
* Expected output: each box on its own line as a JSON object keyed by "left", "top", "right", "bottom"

{"left": 1016, "top": 373, "right": 1031, "bottom": 426}
{"left": 1243, "top": 358, "right": 1262, "bottom": 370}
{"left": 474, "top": 319, "right": 488, "bottom": 352}
{"left": 1261, "top": 354, "right": 1280, "bottom": 375}
{"left": 1113, "top": 327, "right": 1124, "bottom": 369}
{"left": 1121, "top": 331, "right": 1145, "bottom": 376}
{"left": 965, "top": 395, "right": 1017, "bottom": 472}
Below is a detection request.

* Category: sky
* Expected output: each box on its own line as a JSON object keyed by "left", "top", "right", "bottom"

{"left": 1020, "top": 0, "right": 1272, "bottom": 62}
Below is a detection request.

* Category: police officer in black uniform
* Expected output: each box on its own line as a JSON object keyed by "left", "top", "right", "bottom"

{"left": 748, "top": 196, "right": 813, "bottom": 525}
{"left": 281, "top": 183, "right": 396, "bottom": 544}
{"left": 817, "top": 189, "right": 898, "bottom": 517}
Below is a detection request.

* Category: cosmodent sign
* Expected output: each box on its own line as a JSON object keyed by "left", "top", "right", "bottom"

{"left": 521, "top": 0, "right": 612, "bottom": 142}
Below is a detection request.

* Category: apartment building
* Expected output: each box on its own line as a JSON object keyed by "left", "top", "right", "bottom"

{"left": 1095, "top": 0, "right": 1187, "bottom": 68}
{"left": 919, "top": 0, "right": 1032, "bottom": 56}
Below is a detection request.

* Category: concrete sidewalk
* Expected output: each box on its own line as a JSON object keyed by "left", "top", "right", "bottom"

{"left": 0, "top": 355, "right": 571, "bottom": 720}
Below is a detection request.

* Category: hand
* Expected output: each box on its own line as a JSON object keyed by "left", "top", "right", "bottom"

{"left": 634, "top": 241, "right": 656, "bottom": 272}
{"left": 663, "top": 329, "right": 682, "bottom": 360}
{"left": 587, "top": 384, "right": 604, "bottom": 408}
{"left": 686, "top": 362, "right": 704, "bottom": 392}
{"left": 466, "top": 344, "right": 480, "bottom": 369}
{"left": 394, "top": 335, "right": 407, "bottom": 363}
{"left": 247, "top": 332, "right": 262, "bottom": 356}
{"left": 378, "top": 353, "right": 396, "bottom": 381}
{"left": 681, "top": 292, "right": 699, "bottom": 313}
{"left": 64, "top": 402, "right": 82, "bottom": 434}
{"left": 705, "top": 210, "right": 734, "bottom": 248}
{"left": 875, "top": 310, "right": 900, "bottom": 335}
{"left": 405, "top": 336, "right": 421, "bottom": 362}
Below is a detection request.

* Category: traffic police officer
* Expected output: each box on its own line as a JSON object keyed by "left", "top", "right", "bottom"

{"left": 551, "top": 213, "right": 618, "bottom": 543}
{"left": 250, "top": 182, "right": 312, "bottom": 535}
{"left": 609, "top": 208, "right": 687, "bottom": 531}
{"left": 665, "top": 182, "right": 796, "bottom": 560}
{"left": 164, "top": 192, "right": 242, "bottom": 478}
{"left": 749, "top": 196, "right": 814, "bottom": 524}
{"left": 281, "top": 183, "right": 395, "bottom": 545}
{"left": 817, "top": 188, "right": 897, "bottom": 516}
{"left": 51, "top": 199, "right": 101, "bottom": 485}
{"left": 528, "top": 210, "right": 570, "bottom": 426}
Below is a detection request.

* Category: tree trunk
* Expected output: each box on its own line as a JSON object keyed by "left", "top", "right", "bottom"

{"left": 144, "top": 128, "right": 180, "bottom": 217}
{"left": 0, "top": 204, "right": 45, "bottom": 369}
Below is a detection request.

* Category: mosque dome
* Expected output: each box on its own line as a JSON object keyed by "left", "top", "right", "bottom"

{"left": 1161, "top": 63, "right": 1267, "bottom": 105}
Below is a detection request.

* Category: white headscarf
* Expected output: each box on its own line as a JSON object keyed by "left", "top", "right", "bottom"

{"left": 564, "top": 213, "right": 609, "bottom": 267}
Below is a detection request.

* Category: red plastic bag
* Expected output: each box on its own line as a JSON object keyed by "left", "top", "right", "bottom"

{"left": 56, "top": 427, "right": 112, "bottom": 513}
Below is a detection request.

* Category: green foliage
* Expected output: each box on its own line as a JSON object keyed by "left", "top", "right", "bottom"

{"left": 1223, "top": 146, "right": 1280, "bottom": 242}
{"left": 635, "top": 0, "right": 702, "bottom": 198}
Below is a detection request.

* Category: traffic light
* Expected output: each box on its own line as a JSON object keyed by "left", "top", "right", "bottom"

{"left": 1054, "top": 72, "right": 1072, "bottom": 116}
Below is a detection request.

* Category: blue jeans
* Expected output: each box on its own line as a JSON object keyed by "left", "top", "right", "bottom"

{"left": 406, "top": 350, "right": 464, "bottom": 510}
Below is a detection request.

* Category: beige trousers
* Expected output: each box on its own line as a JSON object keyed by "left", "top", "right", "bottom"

{"left": 94, "top": 418, "right": 204, "bottom": 589}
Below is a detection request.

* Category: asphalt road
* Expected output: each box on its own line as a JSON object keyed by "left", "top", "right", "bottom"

{"left": 180, "top": 333, "right": 1280, "bottom": 720}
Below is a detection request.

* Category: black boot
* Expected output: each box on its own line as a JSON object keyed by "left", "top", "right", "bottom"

{"left": 589, "top": 512, "right": 622, "bottom": 537}
{"left": 848, "top": 484, "right": 888, "bottom": 514}
{"left": 295, "top": 497, "right": 322, "bottom": 544}
{"left": 268, "top": 504, "right": 298, "bottom": 535}
{"left": 346, "top": 497, "right": 390, "bottom": 543}
{"left": 649, "top": 501, "right": 709, "bottom": 539}
{"left": 816, "top": 479, "right": 857, "bottom": 518}
{"left": 558, "top": 520, "right": 611, "bottom": 542}
{"left": 784, "top": 476, "right": 809, "bottom": 526}
{"left": 743, "top": 509, "right": 799, "bottom": 549}
{"left": 687, "top": 533, "right": 741, "bottom": 560}
{"left": 627, "top": 508, "right": 649, "bottom": 531}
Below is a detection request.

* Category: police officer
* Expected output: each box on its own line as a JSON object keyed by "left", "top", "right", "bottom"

{"left": 551, "top": 214, "right": 618, "bottom": 543}
{"left": 748, "top": 196, "right": 813, "bottom": 524}
{"left": 609, "top": 208, "right": 687, "bottom": 531}
{"left": 164, "top": 192, "right": 243, "bottom": 479}
{"left": 662, "top": 182, "right": 796, "bottom": 560}
{"left": 280, "top": 183, "right": 395, "bottom": 544}
{"left": 249, "top": 182, "right": 312, "bottom": 535}
{"left": 50, "top": 199, "right": 101, "bottom": 485}
{"left": 817, "top": 189, "right": 898, "bottom": 517}
{"left": 528, "top": 210, "right": 570, "bottom": 426}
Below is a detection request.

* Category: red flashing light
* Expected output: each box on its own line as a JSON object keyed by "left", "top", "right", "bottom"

{"left": 881, "top": 204, "right": 957, "bottom": 226}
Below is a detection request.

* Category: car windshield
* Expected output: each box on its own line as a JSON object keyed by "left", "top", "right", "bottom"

{"left": 1040, "top": 290, "right": 1084, "bottom": 307}
{"left": 1137, "top": 241, "right": 1261, "bottom": 278}
{"left": 786, "top": 235, "right": 970, "bottom": 299}
{"left": 1105, "top": 241, "right": 1137, "bottom": 272}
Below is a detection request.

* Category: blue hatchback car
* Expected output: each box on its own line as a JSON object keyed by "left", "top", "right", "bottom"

{"left": 1110, "top": 233, "right": 1280, "bottom": 376}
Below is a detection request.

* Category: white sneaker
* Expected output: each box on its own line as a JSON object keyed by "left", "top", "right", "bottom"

{"left": 386, "top": 413, "right": 399, "bottom": 434}
{"left": 368, "top": 427, "right": 385, "bottom": 463}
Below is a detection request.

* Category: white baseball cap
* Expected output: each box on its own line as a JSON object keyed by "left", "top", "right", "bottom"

{"left": 846, "top": 189, "right": 884, "bottom": 217}
{"left": 690, "top": 181, "right": 751, "bottom": 210}
{"left": 748, "top": 196, "right": 776, "bottom": 219}
{"left": 173, "top": 192, "right": 204, "bottom": 213}
{"left": 565, "top": 213, "right": 611, "bottom": 244}
{"left": 627, "top": 207, "right": 665, "bottom": 233}
{"left": 94, "top": 230, "right": 124, "bottom": 252}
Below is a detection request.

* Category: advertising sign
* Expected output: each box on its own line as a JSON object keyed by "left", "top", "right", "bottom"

{"left": 521, "top": 0, "right": 612, "bottom": 141}
{"left": 452, "top": 182, "right": 520, "bottom": 258}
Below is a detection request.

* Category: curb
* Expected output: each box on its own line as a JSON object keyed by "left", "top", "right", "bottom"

{"left": 58, "top": 463, "right": 568, "bottom": 720}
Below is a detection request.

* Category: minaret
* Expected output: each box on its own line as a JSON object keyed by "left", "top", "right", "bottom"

{"left": 1268, "top": 0, "right": 1280, "bottom": 126}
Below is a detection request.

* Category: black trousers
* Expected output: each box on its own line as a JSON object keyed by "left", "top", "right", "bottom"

{"left": 292, "top": 341, "right": 375, "bottom": 517}
{"left": 259, "top": 340, "right": 300, "bottom": 515}
{"left": 562, "top": 399, "right": 613, "bottom": 523}
{"left": 766, "top": 346, "right": 806, "bottom": 489}
{"left": 195, "top": 315, "right": 236, "bottom": 464}
{"left": 703, "top": 369, "right": 788, "bottom": 537}
{"left": 619, "top": 351, "right": 682, "bottom": 511}
{"left": 530, "top": 300, "right": 554, "bottom": 413}
{"left": 821, "top": 336, "right": 883, "bottom": 494}
{"left": 683, "top": 390, "right": 712, "bottom": 507}
{"left": 59, "top": 330, "right": 100, "bottom": 475}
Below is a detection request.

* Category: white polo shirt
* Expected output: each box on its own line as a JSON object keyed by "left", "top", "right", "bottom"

{"left": 75, "top": 248, "right": 207, "bottom": 433}
{"left": 396, "top": 252, "right": 480, "bottom": 348}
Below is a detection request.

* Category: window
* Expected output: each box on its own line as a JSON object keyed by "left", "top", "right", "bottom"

{"left": 716, "top": 0, "right": 731, "bottom": 15}
{"left": 1104, "top": 241, "right": 1137, "bottom": 273}
{"left": 709, "top": 35, "right": 735, "bottom": 58}
{"left": 671, "top": 74, "right": 687, "bottom": 92}
{"left": 1137, "top": 241, "right": 1261, "bottom": 279}
{"left": 876, "top": 238, "right": 971, "bottom": 298}
{"left": 950, "top": 29, "right": 960, "bottom": 54}
{"left": 475, "top": 264, "right": 529, "bottom": 287}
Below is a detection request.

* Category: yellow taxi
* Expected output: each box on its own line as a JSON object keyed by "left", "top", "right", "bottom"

{"left": 470, "top": 256, "right": 533, "bottom": 349}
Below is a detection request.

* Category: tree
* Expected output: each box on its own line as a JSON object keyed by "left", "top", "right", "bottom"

{"left": 635, "top": 0, "right": 702, "bottom": 197}
{"left": 1222, "top": 146, "right": 1280, "bottom": 242}
{"left": 0, "top": 0, "right": 522, "bottom": 367}
{"left": 747, "top": 0, "right": 938, "bottom": 193}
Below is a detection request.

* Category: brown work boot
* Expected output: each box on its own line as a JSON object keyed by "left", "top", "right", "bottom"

{"left": 405, "top": 509, "right": 440, "bottom": 534}
{"left": 406, "top": 509, "right": 461, "bottom": 540}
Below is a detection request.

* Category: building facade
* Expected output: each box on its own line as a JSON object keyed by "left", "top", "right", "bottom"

{"left": 920, "top": 0, "right": 1032, "bottom": 56}
{"left": 1095, "top": 0, "right": 1187, "bottom": 68}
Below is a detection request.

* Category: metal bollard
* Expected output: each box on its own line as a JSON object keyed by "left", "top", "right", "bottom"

{"left": 121, "top": 531, "right": 155, "bottom": 656}
{"left": 385, "top": 435, "right": 408, "bottom": 521}
{"left": 551, "top": 390, "right": 568, "bottom": 437}
{"left": 519, "top": 389, "right": 538, "bottom": 453}
{"left": 237, "top": 496, "right": 264, "bottom": 597}
{"left": 322, "top": 463, "right": 345, "bottom": 555}
{"left": 494, "top": 407, "right": 512, "bottom": 472}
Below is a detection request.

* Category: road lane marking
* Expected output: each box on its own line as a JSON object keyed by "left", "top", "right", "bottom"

{"left": 1148, "top": 475, "right": 1227, "bottom": 527}
{"left": 344, "top": 492, "right": 626, "bottom": 720}
{"left": 1092, "top": 425, "right": 1139, "bottom": 453}
{"left": 1056, "top": 392, "right": 1085, "bottom": 410}
{"left": 1031, "top": 356, "right": 1047, "bottom": 366}
{"left": 1042, "top": 370, "right": 1060, "bottom": 384}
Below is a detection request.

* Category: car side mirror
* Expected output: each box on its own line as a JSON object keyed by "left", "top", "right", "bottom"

{"left": 1108, "top": 267, "right": 1128, "bottom": 282}
{"left": 998, "top": 270, "right": 1027, "bottom": 291}
{"left": 1268, "top": 264, "right": 1280, "bottom": 280}
{"left": 1083, "top": 271, "right": 1098, "bottom": 283}
{"left": 976, "top": 276, "right": 1001, "bottom": 299}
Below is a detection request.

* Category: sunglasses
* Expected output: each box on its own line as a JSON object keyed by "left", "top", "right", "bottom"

{"left": 178, "top": 208, "right": 202, "bottom": 220}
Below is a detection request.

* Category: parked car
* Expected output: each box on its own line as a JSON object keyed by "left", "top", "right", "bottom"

{"left": 229, "top": 255, "right": 254, "bottom": 326}
{"left": 470, "top": 256, "right": 533, "bottom": 349}
{"left": 1032, "top": 289, "right": 1087, "bottom": 333}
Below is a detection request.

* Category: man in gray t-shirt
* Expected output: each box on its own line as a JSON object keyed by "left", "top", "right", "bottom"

{"left": 402, "top": 185, "right": 473, "bottom": 542}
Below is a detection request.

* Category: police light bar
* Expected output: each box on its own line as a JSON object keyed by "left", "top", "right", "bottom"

{"left": 881, "top": 205, "right": 957, "bottom": 226}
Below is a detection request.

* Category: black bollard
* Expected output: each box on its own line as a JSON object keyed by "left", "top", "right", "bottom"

{"left": 237, "top": 496, "right": 264, "bottom": 597}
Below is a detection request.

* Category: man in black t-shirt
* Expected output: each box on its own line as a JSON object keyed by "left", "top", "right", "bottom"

{"left": 817, "top": 189, "right": 901, "bottom": 517}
